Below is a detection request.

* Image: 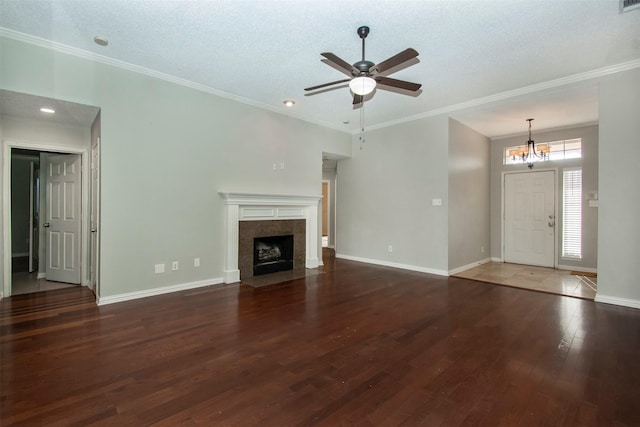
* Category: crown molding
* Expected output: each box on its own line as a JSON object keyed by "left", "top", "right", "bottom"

{"left": 0, "top": 28, "right": 348, "bottom": 134}
{"left": 359, "top": 58, "right": 640, "bottom": 134}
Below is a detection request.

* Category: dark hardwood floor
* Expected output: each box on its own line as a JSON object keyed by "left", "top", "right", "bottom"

{"left": 2, "top": 249, "right": 639, "bottom": 426}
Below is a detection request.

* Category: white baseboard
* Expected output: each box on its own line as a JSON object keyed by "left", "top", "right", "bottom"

{"left": 448, "top": 258, "right": 492, "bottom": 276}
{"left": 37, "top": 272, "right": 45, "bottom": 279}
{"left": 594, "top": 294, "right": 640, "bottom": 310}
{"left": 97, "top": 277, "right": 224, "bottom": 306}
{"left": 557, "top": 265, "right": 598, "bottom": 274}
{"left": 335, "top": 253, "right": 448, "bottom": 277}
{"left": 491, "top": 257, "right": 503, "bottom": 262}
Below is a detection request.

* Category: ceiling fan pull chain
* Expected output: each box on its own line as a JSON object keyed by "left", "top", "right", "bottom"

{"left": 359, "top": 105, "right": 366, "bottom": 150}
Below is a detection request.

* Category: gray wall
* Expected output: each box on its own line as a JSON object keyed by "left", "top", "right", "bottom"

{"left": 490, "top": 124, "right": 599, "bottom": 270}
{"left": 336, "top": 115, "right": 450, "bottom": 274}
{"left": 597, "top": 68, "right": 640, "bottom": 304}
{"left": 0, "top": 35, "right": 351, "bottom": 298}
{"left": 448, "top": 118, "right": 491, "bottom": 271}
{"left": 1, "top": 115, "right": 91, "bottom": 146}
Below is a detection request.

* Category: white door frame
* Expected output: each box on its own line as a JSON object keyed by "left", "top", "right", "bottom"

{"left": 501, "top": 168, "right": 559, "bottom": 267}
{"left": 28, "top": 160, "right": 36, "bottom": 272}
{"left": 2, "top": 139, "right": 90, "bottom": 298}
{"left": 90, "top": 137, "right": 101, "bottom": 296}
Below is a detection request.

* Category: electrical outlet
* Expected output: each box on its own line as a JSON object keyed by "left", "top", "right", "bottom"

{"left": 432, "top": 198, "right": 442, "bottom": 206}
{"left": 280, "top": 162, "right": 285, "bottom": 169}
{"left": 481, "top": 246, "right": 485, "bottom": 253}
{"left": 154, "top": 264, "right": 165, "bottom": 274}
{"left": 273, "top": 163, "right": 277, "bottom": 170}
{"left": 194, "top": 257, "right": 200, "bottom": 267}
{"left": 172, "top": 261, "right": 179, "bottom": 271}
{"left": 388, "top": 245, "right": 393, "bottom": 253}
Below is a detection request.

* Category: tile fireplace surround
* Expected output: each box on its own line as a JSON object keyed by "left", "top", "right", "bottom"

{"left": 219, "top": 192, "right": 322, "bottom": 284}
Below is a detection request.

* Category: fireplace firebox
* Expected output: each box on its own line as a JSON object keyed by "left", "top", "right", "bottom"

{"left": 253, "top": 235, "right": 294, "bottom": 276}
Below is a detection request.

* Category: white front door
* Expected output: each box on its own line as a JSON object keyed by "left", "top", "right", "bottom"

{"left": 45, "top": 154, "right": 82, "bottom": 284}
{"left": 504, "top": 171, "right": 555, "bottom": 267}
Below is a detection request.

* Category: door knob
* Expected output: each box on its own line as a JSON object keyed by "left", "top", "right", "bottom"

{"left": 91, "top": 228, "right": 97, "bottom": 233}
{"left": 43, "top": 222, "right": 50, "bottom": 228}
{"left": 548, "top": 221, "right": 555, "bottom": 227}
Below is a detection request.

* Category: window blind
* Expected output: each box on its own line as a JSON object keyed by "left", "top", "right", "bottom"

{"left": 562, "top": 168, "right": 582, "bottom": 259}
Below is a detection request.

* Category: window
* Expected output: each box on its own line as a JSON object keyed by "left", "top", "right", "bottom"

{"left": 504, "top": 138, "right": 582, "bottom": 165}
{"left": 562, "top": 168, "right": 582, "bottom": 259}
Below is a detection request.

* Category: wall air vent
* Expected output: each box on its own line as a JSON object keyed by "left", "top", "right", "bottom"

{"left": 621, "top": 0, "right": 640, "bottom": 13}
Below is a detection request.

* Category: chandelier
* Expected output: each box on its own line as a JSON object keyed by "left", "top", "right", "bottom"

{"left": 508, "top": 118, "right": 550, "bottom": 169}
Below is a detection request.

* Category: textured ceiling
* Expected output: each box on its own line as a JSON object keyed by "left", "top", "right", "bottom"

{"left": 0, "top": 0, "right": 639, "bottom": 137}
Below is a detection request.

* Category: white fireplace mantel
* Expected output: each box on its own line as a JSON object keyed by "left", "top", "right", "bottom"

{"left": 219, "top": 192, "right": 322, "bottom": 283}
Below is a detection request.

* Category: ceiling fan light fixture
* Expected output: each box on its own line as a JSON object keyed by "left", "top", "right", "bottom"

{"left": 349, "top": 76, "right": 376, "bottom": 95}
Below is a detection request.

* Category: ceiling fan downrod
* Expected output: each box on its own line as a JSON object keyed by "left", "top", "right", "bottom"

{"left": 354, "top": 26, "right": 374, "bottom": 74}
{"left": 357, "top": 26, "right": 369, "bottom": 62}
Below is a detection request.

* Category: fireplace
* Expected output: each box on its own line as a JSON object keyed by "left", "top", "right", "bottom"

{"left": 238, "top": 219, "right": 305, "bottom": 280}
{"left": 253, "top": 234, "right": 294, "bottom": 276}
{"left": 219, "top": 192, "right": 322, "bottom": 284}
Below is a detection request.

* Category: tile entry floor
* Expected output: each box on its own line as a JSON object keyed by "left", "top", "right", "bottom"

{"left": 453, "top": 262, "right": 597, "bottom": 300}
{"left": 11, "top": 272, "right": 78, "bottom": 296}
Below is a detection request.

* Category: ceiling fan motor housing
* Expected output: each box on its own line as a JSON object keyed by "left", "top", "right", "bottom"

{"left": 354, "top": 60, "right": 375, "bottom": 75}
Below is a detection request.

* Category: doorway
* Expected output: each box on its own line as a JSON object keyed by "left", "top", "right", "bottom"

{"left": 503, "top": 170, "right": 556, "bottom": 268}
{"left": 322, "top": 157, "right": 339, "bottom": 251}
{"left": 1, "top": 90, "right": 101, "bottom": 300}
{"left": 3, "top": 144, "right": 91, "bottom": 297}
{"left": 322, "top": 180, "right": 330, "bottom": 248}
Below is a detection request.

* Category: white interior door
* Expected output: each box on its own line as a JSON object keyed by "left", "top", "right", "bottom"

{"left": 504, "top": 171, "right": 555, "bottom": 267}
{"left": 45, "top": 154, "right": 82, "bottom": 284}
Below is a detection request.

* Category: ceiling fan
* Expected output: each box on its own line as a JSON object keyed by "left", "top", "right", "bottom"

{"left": 304, "top": 26, "right": 422, "bottom": 105}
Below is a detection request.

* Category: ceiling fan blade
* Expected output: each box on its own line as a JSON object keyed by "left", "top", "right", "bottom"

{"left": 370, "top": 48, "right": 419, "bottom": 74}
{"left": 321, "top": 52, "right": 357, "bottom": 75}
{"left": 304, "top": 79, "right": 351, "bottom": 91}
{"left": 375, "top": 76, "right": 422, "bottom": 92}
{"left": 353, "top": 94, "right": 363, "bottom": 105}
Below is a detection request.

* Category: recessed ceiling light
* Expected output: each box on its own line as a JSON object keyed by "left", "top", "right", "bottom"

{"left": 94, "top": 35, "right": 109, "bottom": 46}
{"left": 40, "top": 107, "right": 55, "bottom": 114}
{"left": 343, "top": 121, "right": 350, "bottom": 124}
{"left": 283, "top": 100, "right": 295, "bottom": 107}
